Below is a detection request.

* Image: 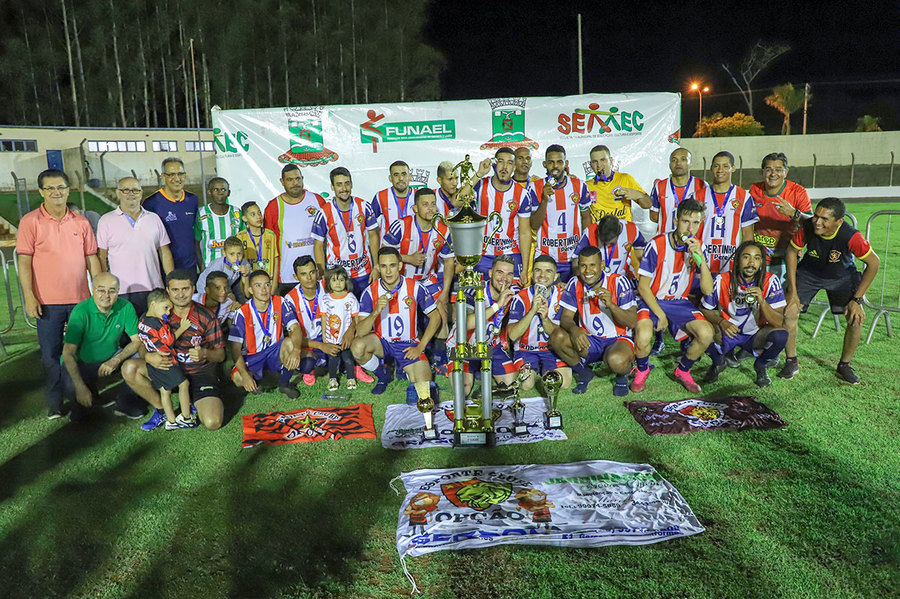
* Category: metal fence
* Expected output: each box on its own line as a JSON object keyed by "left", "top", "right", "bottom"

{"left": 863, "top": 210, "right": 899, "bottom": 343}
{"left": 0, "top": 252, "right": 37, "bottom": 358}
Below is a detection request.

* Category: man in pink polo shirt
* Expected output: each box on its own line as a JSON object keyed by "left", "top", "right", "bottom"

{"left": 97, "top": 176, "right": 175, "bottom": 316}
{"left": 17, "top": 169, "right": 102, "bottom": 419}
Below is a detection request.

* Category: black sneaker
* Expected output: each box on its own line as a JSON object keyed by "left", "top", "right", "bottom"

{"left": 114, "top": 405, "right": 147, "bottom": 420}
{"left": 777, "top": 359, "right": 799, "bottom": 380}
{"left": 703, "top": 364, "right": 725, "bottom": 383}
{"left": 279, "top": 384, "right": 301, "bottom": 399}
{"left": 47, "top": 409, "right": 65, "bottom": 420}
{"left": 735, "top": 348, "right": 756, "bottom": 364}
{"left": 723, "top": 351, "right": 740, "bottom": 368}
{"left": 835, "top": 363, "right": 860, "bottom": 384}
{"left": 754, "top": 365, "right": 772, "bottom": 387}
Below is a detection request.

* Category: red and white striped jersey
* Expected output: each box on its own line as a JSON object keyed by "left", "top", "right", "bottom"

{"left": 473, "top": 177, "right": 535, "bottom": 256}
{"left": 700, "top": 185, "right": 759, "bottom": 273}
{"left": 638, "top": 233, "right": 708, "bottom": 300}
{"left": 447, "top": 283, "right": 518, "bottom": 351}
{"left": 435, "top": 188, "right": 458, "bottom": 217}
{"left": 382, "top": 215, "right": 453, "bottom": 280}
{"left": 283, "top": 284, "right": 323, "bottom": 341}
{"left": 559, "top": 274, "right": 636, "bottom": 339}
{"left": 650, "top": 176, "right": 708, "bottom": 234}
{"left": 311, "top": 197, "right": 378, "bottom": 278}
{"left": 371, "top": 187, "right": 414, "bottom": 233}
{"left": 532, "top": 175, "right": 592, "bottom": 263}
{"left": 701, "top": 271, "right": 786, "bottom": 335}
{"left": 575, "top": 219, "right": 647, "bottom": 279}
{"left": 228, "top": 295, "right": 298, "bottom": 355}
{"left": 508, "top": 284, "right": 564, "bottom": 351}
{"left": 359, "top": 277, "right": 436, "bottom": 343}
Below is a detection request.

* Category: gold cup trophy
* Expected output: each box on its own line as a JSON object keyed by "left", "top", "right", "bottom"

{"left": 432, "top": 156, "right": 503, "bottom": 447}
{"left": 542, "top": 370, "right": 564, "bottom": 429}
{"left": 509, "top": 366, "right": 533, "bottom": 436}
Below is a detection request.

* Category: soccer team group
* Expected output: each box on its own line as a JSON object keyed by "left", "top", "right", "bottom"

{"left": 17, "top": 142, "right": 880, "bottom": 431}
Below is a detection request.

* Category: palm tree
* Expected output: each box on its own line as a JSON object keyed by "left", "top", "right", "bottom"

{"left": 855, "top": 115, "right": 883, "bottom": 132}
{"left": 765, "top": 83, "right": 807, "bottom": 135}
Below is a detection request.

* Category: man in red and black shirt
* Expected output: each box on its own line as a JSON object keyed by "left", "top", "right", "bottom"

{"left": 781, "top": 197, "right": 880, "bottom": 384}
{"left": 122, "top": 269, "right": 227, "bottom": 429}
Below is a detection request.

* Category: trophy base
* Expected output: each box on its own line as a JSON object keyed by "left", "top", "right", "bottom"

{"left": 512, "top": 423, "right": 529, "bottom": 436}
{"left": 453, "top": 430, "right": 496, "bottom": 448}
{"left": 422, "top": 427, "right": 439, "bottom": 441}
{"left": 544, "top": 413, "right": 563, "bottom": 430}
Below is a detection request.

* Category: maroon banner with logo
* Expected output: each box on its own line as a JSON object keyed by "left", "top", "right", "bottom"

{"left": 624, "top": 396, "right": 787, "bottom": 435}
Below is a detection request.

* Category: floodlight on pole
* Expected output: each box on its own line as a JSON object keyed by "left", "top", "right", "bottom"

{"left": 690, "top": 82, "right": 710, "bottom": 136}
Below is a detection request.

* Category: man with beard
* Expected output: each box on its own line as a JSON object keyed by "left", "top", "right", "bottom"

{"left": 585, "top": 145, "right": 651, "bottom": 223}
{"left": 264, "top": 164, "right": 326, "bottom": 295}
{"left": 508, "top": 255, "right": 572, "bottom": 391}
{"left": 550, "top": 247, "right": 637, "bottom": 396}
{"left": 699, "top": 241, "right": 788, "bottom": 387}
{"left": 312, "top": 166, "right": 381, "bottom": 296}
{"left": 121, "top": 269, "right": 226, "bottom": 431}
{"left": 632, "top": 199, "right": 715, "bottom": 394}
{"left": 463, "top": 148, "right": 535, "bottom": 285}
{"left": 650, "top": 148, "right": 708, "bottom": 234}
{"left": 748, "top": 152, "right": 812, "bottom": 277}
{"left": 529, "top": 144, "right": 593, "bottom": 283}
{"left": 371, "top": 160, "right": 415, "bottom": 235}
{"left": 702, "top": 151, "right": 758, "bottom": 274}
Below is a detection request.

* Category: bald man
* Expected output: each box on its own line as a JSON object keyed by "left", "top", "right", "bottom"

{"left": 61, "top": 272, "right": 146, "bottom": 420}
{"left": 97, "top": 177, "right": 175, "bottom": 315}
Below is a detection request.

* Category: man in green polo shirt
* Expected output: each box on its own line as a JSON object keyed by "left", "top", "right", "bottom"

{"left": 61, "top": 272, "right": 145, "bottom": 420}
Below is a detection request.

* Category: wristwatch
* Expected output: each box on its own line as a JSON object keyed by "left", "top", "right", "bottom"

{"left": 850, "top": 297, "right": 863, "bottom": 305}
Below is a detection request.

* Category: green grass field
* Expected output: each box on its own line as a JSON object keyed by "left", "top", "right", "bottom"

{"left": 0, "top": 203, "right": 898, "bottom": 599}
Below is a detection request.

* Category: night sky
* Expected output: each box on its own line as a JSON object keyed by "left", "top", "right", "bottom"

{"left": 425, "top": 0, "right": 900, "bottom": 135}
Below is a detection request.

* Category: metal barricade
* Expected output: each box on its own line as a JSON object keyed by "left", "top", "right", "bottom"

{"left": 11, "top": 172, "right": 29, "bottom": 220}
{"left": 810, "top": 212, "right": 858, "bottom": 337}
{"left": 0, "top": 253, "right": 37, "bottom": 358}
{"left": 863, "top": 210, "right": 899, "bottom": 343}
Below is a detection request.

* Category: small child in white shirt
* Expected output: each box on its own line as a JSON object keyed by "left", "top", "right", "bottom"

{"left": 320, "top": 266, "right": 360, "bottom": 390}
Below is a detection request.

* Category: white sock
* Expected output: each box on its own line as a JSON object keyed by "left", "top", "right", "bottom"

{"left": 361, "top": 355, "right": 380, "bottom": 372}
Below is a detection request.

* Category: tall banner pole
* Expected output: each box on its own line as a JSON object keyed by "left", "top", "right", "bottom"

{"left": 577, "top": 14, "right": 584, "bottom": 94}
{"left": 189, "top": 38, "right": 207, "bottom": 205}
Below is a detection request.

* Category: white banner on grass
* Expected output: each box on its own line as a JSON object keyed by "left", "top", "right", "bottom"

{"left": 211, "top": 94, "right": 680, "bottom": 231}
{"left": 396, "top": 459, "right": 704, "bottom": 560}
{"left": 381, "top": 398, "right": 567, "bottom": 450}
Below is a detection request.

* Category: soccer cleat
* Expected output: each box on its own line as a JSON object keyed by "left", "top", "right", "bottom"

{"left": 114, "top": 406, "right": 147, "bottom": 420}
{"left": 164, "top": 419, "right": 180, "bottom": 430}
{"left": 723, "top": 351, "right": 739, "bottom": 368}
{"left": 346, "top": 379, "right": 358, "bottom": 390}
{"left": 735, "top": 348, "right": 756, "bottom": 364}
{"left": 703, "top": 364, "right": 725, "bottom": 384}
{"left": 650, "top": 334, "right": 665, "bottom": 356}
{"left": 372, "top": 378, "right": 391, "bottom": 395}
{"left": 355, "top": 366, "right": 374, "bottom": 383}
{"left": 674, "top": 367, "right": 702, "bottom": 394}
{"left": 47, "top": 409, "right": 65, "bottom": 420}
{"left": 279, "top": 384, "right": 301, "bottom": 399}
{"left": 176, "top": 414, "right": 199, "bottom": 428}
{"left": 754, "top": 365, "right": 772, "bottom": 387}
{"left": 328, "top": 378, "right": 340, "bottom": 391}
{"left": 777, "top": 359, "right": 799, "bottom": 380}
{"left": 141, "top": 408, "right": 167, "bottom": 431}
{"left": 630, "top": 365, "right": 654, "bottom": 393}
{"left": 835, "top": 362, "right": 860, "bottom": 384}
{"left": 612, "top": 374, "right": 629, "bottom": 397}
{"left": 302, "top": 373, "right": 316, "bottom": 386}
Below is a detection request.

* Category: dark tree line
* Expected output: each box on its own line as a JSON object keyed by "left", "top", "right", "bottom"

{"left": 0, "top": 0, "right": 444, "bottom": 128}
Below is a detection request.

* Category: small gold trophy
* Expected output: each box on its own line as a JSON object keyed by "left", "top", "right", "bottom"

{"left": 415, "top": 381, "right": 438, "bottom": 441}
{"left": 542, "top": 370, "right": 563, "bottom": 430}
{"left": 509, "top": 366, "right": 532, "bottom": 436}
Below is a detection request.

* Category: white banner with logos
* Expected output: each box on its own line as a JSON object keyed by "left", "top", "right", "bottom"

{"left": 395, "top": 459, "right": 704, "bottom": 561}
{"left": 381, "top": 397, "right": 567, "bottom": 450}
{"left": 210, "top": 94, "right": 680, "bottom": 230}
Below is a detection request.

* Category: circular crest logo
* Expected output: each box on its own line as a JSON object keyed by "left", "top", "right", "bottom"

{"left": 404, "top": 297, "right": 414, "bottom": 307}
{"left": 307, "top": 207, "right": 317, "bottom": 216}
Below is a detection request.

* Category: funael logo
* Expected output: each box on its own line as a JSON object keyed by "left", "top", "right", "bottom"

{"left": 557, "top": 103, "right": 645, "bottom": 135}
{"left": 360, "top": 109, "right": 455, "bottom": 153}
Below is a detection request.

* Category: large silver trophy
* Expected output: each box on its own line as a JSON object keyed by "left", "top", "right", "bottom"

{"left": 433, "top": 156, "right": 502, "bottom": 447}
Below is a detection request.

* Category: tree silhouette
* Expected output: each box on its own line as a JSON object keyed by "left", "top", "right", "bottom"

{"left": 765, "top": 83, "right": 807, "bottom": 135}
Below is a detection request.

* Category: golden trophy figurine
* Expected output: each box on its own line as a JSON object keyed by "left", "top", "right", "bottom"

{"left": 542, "top": 370, "right": 564, "bottom": 430}
{"left": 509, "top": 366, "right": 533, "bottom": 436}
{"left": 415, "top": 381, "right": 438, "bottom": 441}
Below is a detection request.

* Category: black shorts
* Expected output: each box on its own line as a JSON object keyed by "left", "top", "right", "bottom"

{"left": 795, "top": 267, "right": 862, "bottom": 314}
{"left": 185, "top": 365, "right": 221, "bottom": 401}
{"left": 147, "top": 363, "right": 187, "bottom": 392}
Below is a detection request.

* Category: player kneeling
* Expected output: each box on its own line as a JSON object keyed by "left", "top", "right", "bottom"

{"left": 229, "top": 270, "right": 303, "bottom": 398}
{"left": 508, "top": 255, "right": 572, "bottom": 392}
{"left": 699, "top": 241, "right": 787, "bottom": 387}
{"left": 550, "top": 246, "right": 637, "bottom": 396}
{"left": 633, "top": 199, "right": 715, "bottom": 394}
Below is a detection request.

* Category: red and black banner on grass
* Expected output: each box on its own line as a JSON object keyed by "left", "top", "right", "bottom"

{"left": 241, "top": 403, "right": 376, "bottom": 447}
{"left": 624, "top": 396, "right": 787, "bottom": 435}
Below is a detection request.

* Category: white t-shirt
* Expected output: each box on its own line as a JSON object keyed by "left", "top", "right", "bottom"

{"left": 320, "top": 291, "right": 359, "bottom": 345}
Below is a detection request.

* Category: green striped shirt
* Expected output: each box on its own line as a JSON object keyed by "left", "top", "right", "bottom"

{"left": 194, "top": 204, "right": 243, "bottom": 266}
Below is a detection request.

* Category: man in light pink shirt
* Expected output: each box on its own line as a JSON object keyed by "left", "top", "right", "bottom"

{"left": 17, "top": 169, "right": 102, "bottom": 418}
{"left": 97, "top": 177, "right": 175, "bottom": 316}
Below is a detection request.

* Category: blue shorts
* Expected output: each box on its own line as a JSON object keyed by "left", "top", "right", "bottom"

{"left": 637, "top": 298, "right": 706, "bottom": 342}
{"left": 241, "top": 341, "right": 283, "bottom": 380}
{"left": 475, "top": 253, "right": 523, "bottom": 279}
{"left": 351, "top": 274, "right": 370, "bottom": 298}
{"left": 716, "top": 332, "right": 755, "bottom": 355}
{"left": 585, "top": 335, "right": 634, "bottom": 363}
{"left": 517, "top": 349, "right": 566, "bottom": 374}
{"left": 380, "top": 338, "right": 427, "bottom": 371}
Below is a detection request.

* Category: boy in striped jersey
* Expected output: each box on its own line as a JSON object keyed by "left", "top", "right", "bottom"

{"left": 352, "top": 248, "right": 440, "bottom": 401}
{"left": 550, "top": 246, "right": 637, "bottom": 396}
{"left": 699, "top": 241, "right": 787, "bottom": 387}
{"left": 195, "top": 177, "right": 243, "bottom": 268}
{"left": 633, "top": 199, "right": 715, "bottom": 394}
{"left": 650, "top": 148, "right": 708, "bottom": 234}
{"left": 508, "top": 255, "right": 572, "bottom": 392}
{"left": 228, "top": 270, "right": 303, "bottom": 398}
{"left": 312, "top": 167, "right": 381, "bottom": 296}
{"left": 530, "top": 144, "right": 593, "bottom": 283}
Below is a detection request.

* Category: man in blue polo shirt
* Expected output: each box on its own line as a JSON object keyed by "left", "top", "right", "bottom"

{"left": 143, "top": 157, "right": 199, "bottom": 271}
